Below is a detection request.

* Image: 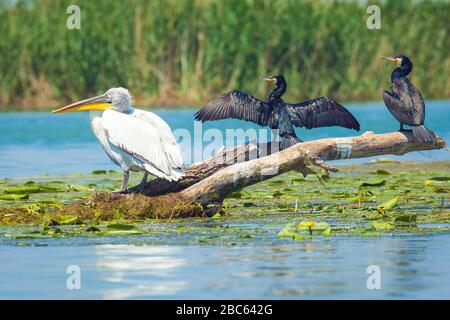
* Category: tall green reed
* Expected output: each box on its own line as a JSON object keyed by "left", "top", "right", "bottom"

{"left": 0, "top": 0, "right": 448, "bottom": 109}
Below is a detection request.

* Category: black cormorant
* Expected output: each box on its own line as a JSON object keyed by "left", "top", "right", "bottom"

{"left": 194, "top": 75, "right": 360, "bottom": 149}
{"left": 382, "top": 55, "right": 435, "bottom": 143}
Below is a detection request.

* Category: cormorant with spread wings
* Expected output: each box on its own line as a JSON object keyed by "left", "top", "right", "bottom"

{"left": 194, "top": 75, "right": 360, "bottom": 149}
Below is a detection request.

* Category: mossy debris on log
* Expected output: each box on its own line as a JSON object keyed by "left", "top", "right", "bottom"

{"left": 0, "top": 192, "right": 206, "bottom": 225}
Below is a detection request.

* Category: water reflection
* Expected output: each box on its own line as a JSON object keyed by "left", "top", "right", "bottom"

{"left": 1, "top": 235, "right": 449, "bottom": 299}
{"left": 383, "top": 239, "right": 428, "bottom": 297}
{"left": 95, "top": 245, "right": 187, "bottom": 299}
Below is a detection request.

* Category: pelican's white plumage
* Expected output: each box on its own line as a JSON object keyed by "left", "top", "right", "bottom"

{"left": 53, "top": 87, "right": 184, "bottom": 192}
{"left": 92, "top": 109, "right": 183, "bottom": 181}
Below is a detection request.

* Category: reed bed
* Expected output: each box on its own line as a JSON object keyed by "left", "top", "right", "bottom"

{"left": 0, "top": 0, "right": 448, "bottom": 109}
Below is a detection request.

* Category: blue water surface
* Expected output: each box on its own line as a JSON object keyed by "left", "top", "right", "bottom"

{"left": 0, "top": 100, "right": 448, "bottom": 178}
{"left": 0, "top": 235, "right": 449, "bottom": 299}
{"left": 0, "top": 101, "right": 449, "bottom": 300}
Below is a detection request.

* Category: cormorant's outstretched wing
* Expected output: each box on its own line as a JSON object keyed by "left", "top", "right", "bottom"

{"left": 194, "top": 90, "right": 272, "bottom": 126}
{"left": 286, "top": 96, "right": 360, "bottom": 131}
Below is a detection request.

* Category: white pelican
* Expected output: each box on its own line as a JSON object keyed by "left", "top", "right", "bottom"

{"left": 52, "top": 87, "right": 184, "bottom": 192}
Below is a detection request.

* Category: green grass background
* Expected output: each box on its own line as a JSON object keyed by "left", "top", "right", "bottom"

{"left": 0, "top": 0, "right": 448, "bottom": 109}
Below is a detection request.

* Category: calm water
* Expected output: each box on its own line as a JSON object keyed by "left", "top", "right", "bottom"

{"left": 0, "top": 100, "right": 449, "bottom": 178}
{"left": 0, "top": 235, "right": 449, "bottom": 299}
{"left": 0, "top": 100, "right": 449, "bottom": 299}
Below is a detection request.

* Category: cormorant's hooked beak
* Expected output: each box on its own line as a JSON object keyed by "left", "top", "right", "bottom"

{"left": 260, "top": 77, "right": 277, "bottom": 85}
{"left": 382, "top": 56, "right": 402, "bottom": 65}
{"left": 52, "top": 94, "right": 112, "bottom": 113}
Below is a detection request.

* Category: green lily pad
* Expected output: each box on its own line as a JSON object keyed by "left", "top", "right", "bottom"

{"left": 394, "top": 214, "right": 417, "bottom": 223}
{"left": 0, "top": 194, "right": 29, "bottom": 200}
{"left": 371, "top": 220, "right": 395, "bottom": 230}
{"left": 243, "top": 202, "right": 257, "bottom": 207}
{"left": 429, "top": 177, "right": 450, "bottom": 181}
{"left": 295, "top": 221, "right": 330, "bottom": 231}
{"left": 85, "top": 226, "right": 101, "bottom": 232}
{"left": 291, "top": 178, "right": 305, "bottom": 185}
{"left": 68, "top": 184, "right": 93, "bottom": 192}
{"left": 272, "top": 191, "right": 283, "bottom": 198}
{"left": 277, "top": 225, "right": 304, "bottom": 240}
{"left": 322, "top": 227, "right": 332, "bottom": 236}
{"left": 378, "top": 196, "right": 400, "bottom": 211}
{"left": 3, "top": 186, "right": 41, "bottom": 194}
{"left": 267, "top": 179, "right": 285, "bottom": 186}
{"left": 59, "top": 216, "right": 84, "bottom": 225}
{"left": 105, "top": 223, "right": 144, "bottom": 235}
{"left": 360, "top": 180, "right": 386, "bottom": 187}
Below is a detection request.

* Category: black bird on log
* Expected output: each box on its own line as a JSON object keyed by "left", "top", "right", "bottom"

{"left": 382, "top": 55, "right": 435, "bottom": 143}
{"left": 194, "top": 75, "right": 360, "bottom": 150}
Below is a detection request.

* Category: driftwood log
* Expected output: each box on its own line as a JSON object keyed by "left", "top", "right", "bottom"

{"left": 70, "top": 131, "right": 446, "bottom": 219}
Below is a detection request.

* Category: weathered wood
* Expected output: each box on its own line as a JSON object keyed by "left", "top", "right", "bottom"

{"left": 77, "top": 130, "right": 444, "bottom": 218}
{"left": 143, "top": 141, "right": 279, "bottom": 196}
{"left": 143, "top": 143, "right": 256, "bottom": 196}
{"left": 179, "top": 131, "right": 445, "bottom": 208}
{"left": 145, "top": 131, "right": 445, "bottom": 199}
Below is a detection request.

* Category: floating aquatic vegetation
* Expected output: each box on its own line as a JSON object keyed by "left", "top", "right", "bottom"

{"left": 359, "top": 180, "right": 386, "bottom": 187}
{"left": 0, "top": 194, "right": 29, "bottom": 200}
{"left": 267, "top": 179, "right": 286, "bottom": 186}
{"left": 277, "top": 220, "right": 332, "bottom": 239}
{"left": 277, "top": 223, "right": 304, "bottom": 240}
{"left": 371, "top": 220, "right": 395, "bottom": 230}
{"left": 59, "top": 216, "right": 84, "bottom": 225}
{"left": 104, "top": 223, "right": 144, "bottom": 235}
{"left": 374, "top": 169, "right": 391, "bottom": 175}
{"left": 429, "top": 176, "right": 450, "bottom": 182}
{"left": 0, "top": 162, "right": 448, "bottom": 245}
{"left": 377, "top": 196, "right": 400, "bottom": 211}
{"left": 4, "top": 186, "right": 41, "bottom": 194}
{"left": 394, "top": 214, "right": 417, "bottom": 224}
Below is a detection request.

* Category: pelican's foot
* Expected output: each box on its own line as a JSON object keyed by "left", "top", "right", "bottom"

{"left": 127, "top": 172, "right": 149, "bottom": 194}
{"left": 127, "top": 184, "right": 146, "bottom": 194}
{"left": 111, "top": 189, "right": 129, "bottom": 194}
